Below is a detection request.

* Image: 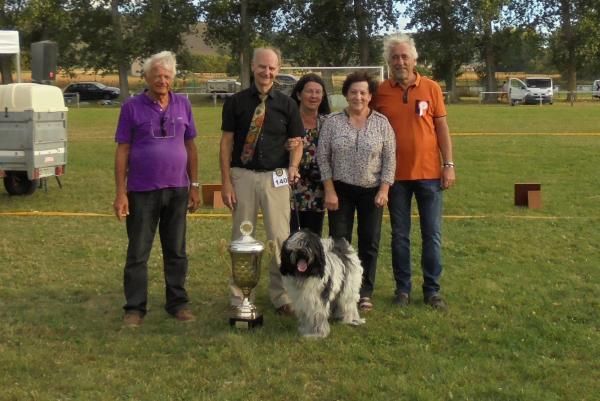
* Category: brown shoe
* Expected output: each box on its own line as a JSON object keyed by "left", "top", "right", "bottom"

{"left": 123, "top": 311, "right": 143, "bottom": 328}
{"left": 424, "top": 294, "right": 448, "bottom": 311}
{"left": 392, "top": 292, "right": 410, "bottom": 307}
{"left": 174, "top": 308, "right": 196, "bottom": 322}
{"left": 275, "top": 304, "right": 295, "bottom": 317}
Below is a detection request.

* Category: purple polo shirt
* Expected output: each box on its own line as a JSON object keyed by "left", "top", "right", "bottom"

{"left": 115, "top": 91, "right": 197, "bottom": 192}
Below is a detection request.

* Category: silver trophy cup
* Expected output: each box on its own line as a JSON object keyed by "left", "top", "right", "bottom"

{"left": 222, "top": 221, "right": 267, "bottom": 329}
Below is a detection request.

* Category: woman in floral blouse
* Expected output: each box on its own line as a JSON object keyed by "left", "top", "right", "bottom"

{"left": 317, "top": 71, "right": 396, "bottom": 311}
{"left": 288, "top": 73, "right": 331, "bottom": 236}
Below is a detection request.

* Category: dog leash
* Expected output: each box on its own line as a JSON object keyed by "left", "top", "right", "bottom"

{"left": 290, "top": 181, "right": 302, "bottom": 232}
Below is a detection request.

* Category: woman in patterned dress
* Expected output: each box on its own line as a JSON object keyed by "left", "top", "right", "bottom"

{"left": 316, "top": 71, "right": 396, "bottom": 311}
{"left": 288, "top": 73, "right": 331, "bottom": 236}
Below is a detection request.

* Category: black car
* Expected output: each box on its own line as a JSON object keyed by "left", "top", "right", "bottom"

{"left": 274, "top": 74, "right": 298, "bottom": 96}
{"left": 63, "top": 82, "right": 120, "bottom": 101}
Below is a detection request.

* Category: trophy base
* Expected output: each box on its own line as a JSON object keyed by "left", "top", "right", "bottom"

{"left": 229, "top": 315, "right": 263, "bottom": 329}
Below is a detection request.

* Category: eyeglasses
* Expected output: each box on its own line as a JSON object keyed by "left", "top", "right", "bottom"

{"left": 152, "top": 115, "right": 175, "bottom": 139}
{"left": 160, "top": 116, "right": 167, "bottom": 137}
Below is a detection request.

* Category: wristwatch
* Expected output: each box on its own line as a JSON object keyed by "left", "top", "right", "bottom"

{"left": 190, "top": 182, "right": 200, "bottom": 188}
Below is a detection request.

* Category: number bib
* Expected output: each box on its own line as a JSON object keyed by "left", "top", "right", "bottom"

{"left": 272, "top": 168, "right": 289, "bottom": 188}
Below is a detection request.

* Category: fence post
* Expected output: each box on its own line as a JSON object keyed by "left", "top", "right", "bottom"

{"left": 570, "top": 91, "right": 574, "bottom": 107}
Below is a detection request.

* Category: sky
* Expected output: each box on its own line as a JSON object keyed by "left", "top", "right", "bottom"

{"left": 379, "top": 3, "right": 411, "bottom": 35}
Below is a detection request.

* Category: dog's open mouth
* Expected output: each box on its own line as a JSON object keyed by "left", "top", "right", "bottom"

{"left": 297, "top": 259, "right": 308, "bottom": 273}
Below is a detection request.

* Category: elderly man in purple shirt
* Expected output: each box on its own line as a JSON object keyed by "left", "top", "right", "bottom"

{"left": 113, "top": 51, "right": 200, "bottom": 328}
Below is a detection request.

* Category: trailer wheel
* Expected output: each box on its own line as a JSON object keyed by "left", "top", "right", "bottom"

{"left": 3, "top": 171, "right": 38, "bottom": 195}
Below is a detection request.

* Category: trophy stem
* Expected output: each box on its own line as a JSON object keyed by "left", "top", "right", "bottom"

{"left": 237, "top": 293, "right": 258, "bottom": 319}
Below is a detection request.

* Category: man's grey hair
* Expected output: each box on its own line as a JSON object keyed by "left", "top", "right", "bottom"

{"left": 383, "top": 33, "right": 419, "bottom": 63}
{"left": 142, "top": 51, "right": 177, "bottom": 77}
{"left": 252, "top": 47, "right": 282, "bottom": 66}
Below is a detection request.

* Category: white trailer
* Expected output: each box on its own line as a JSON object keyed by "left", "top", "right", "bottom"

{"left": 206, "top": 79, "right": 241, "bottom": 95}
{"left": 0, "top": 30, "right": 67, "bottom": 195}
{"left": 0, "top": 84, "right": 67, "bottom": 195}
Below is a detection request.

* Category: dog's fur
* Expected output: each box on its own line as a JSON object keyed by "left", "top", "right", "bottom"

{"left": 280, "top": 230, "right": 365, "bottom": 338}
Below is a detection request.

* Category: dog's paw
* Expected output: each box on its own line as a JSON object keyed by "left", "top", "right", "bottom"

{"left": 301, "top": 332, "right": 329, "bottom": 339}
{"left": 340, "top": 317, "right": 365, "bottom": 326}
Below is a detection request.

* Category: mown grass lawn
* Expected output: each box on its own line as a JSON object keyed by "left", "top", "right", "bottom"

{"left": 0, "top": 102, "right": 598, "bottom": 401}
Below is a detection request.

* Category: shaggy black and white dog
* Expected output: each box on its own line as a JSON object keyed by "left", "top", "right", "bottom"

{"left": 280, "top": 230, "right": 365, "bottom": 338}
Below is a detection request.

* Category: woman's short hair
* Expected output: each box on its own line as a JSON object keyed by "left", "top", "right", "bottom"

{"left": 291, "top": 73, "right": 331, "bottom": 115}
{"left": 142, "top": 51, "right": 177, "bottom": 78}
{"left": 341, "top": 71, "right": 378, "bottom": 97}
{"left": 383, "top": 33, "right": 419, "bottom": 63}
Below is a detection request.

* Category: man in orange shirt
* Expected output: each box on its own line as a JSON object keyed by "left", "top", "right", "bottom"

{"left": 374, "top": 34, "right": 455, "bottom": 310}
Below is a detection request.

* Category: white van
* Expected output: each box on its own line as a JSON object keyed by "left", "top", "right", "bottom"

{"left": 509, "top": 76, "right": 554, "bottom": 105}
{"left": 593, "top": 80, "right": 600, "bottom": 99}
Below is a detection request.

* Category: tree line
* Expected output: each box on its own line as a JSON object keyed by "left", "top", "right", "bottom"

{"left": 1, "top": 0, "right": 599, "bottom": 102}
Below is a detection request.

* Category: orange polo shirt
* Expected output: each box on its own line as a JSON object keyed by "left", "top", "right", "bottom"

{"left": 374, "top": 73, "right": 447, "bottom": 180}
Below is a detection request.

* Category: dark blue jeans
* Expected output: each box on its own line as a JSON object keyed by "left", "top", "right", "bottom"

{"left": 123, "top": 188, "right": 190, "bottom": 316}
{"left": 328, "top": 181, "right": 383, "bottom": 298}
{"left": 388, "top": 180, "right": 443, "bottom": 297}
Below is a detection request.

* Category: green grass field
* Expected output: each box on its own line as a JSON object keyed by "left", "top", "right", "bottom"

{"left": 0, "top": 103, "right": 598, "bottom": 401}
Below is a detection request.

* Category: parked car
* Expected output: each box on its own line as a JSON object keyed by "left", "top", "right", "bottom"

{"left": 63, "top": 82, "right": 120, "bottom": 101}
{"left": 274, "top": 74, "right": 298, "bottom": 95}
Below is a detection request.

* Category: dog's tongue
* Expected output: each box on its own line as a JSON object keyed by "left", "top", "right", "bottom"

{"left": 297, "top": 259, "right": 308, "bottom": 272}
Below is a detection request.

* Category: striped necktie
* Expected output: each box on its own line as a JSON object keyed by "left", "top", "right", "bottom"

{"left": 240, "top": 93, "right": 267, "bottom": 165}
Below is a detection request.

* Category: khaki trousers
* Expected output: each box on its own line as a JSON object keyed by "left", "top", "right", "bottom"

{"left": 229, "top": 167, "right": 291, "bottom": 308}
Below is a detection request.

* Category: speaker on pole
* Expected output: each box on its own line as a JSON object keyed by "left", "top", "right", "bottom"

{"left": 31, "top": 41, "right": 58, "bottom": 84}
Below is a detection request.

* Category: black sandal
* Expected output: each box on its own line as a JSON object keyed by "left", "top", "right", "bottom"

{"left": 358, "top": 297, "right": 373, "bottom": 311}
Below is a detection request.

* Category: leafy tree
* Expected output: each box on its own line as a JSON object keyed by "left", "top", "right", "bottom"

{"left": 66, "top": 0, "right": 137, "bottom": 99}
{"left": 177, "top": 53, "right": 231, "bottom": 74}
{"left": 1, "top": 0, "right": 73, "bottom": 83}
{"left": 1, "top": 0, "right": 197, "bottom": 95}
{"left": 577, "top": 0, "right": 600, "bottom": 79}
{"left": 199, "top": 0, "right": 282, "bottom": 88}
{"left": 136, "top": 0, "right": 200, "bottom": 58}
{"left": 469, "top": 0, "right": 510, "bottom": 101}
{"left": 275, "top": 1, "right": 359, "bottom": 66}
{"left": 269, "top": 0, "right": 397, "bottom": 96}
{"left": 510, "top": 0, "right": 594, "bottom": 100}
{"left": 405, "top": 0, "right": 474, "bottom": 102}
{"left": 493, "top": 27, "right": 547, "bottom": 73}
{"left": 275, "top": 0, "right": 397, "bottom": 66}
{"left": 199, "top": 0, "right": 397, "bottom": 89}
{"left": 70, "top": 0, "right": 198, "bottom": 100}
